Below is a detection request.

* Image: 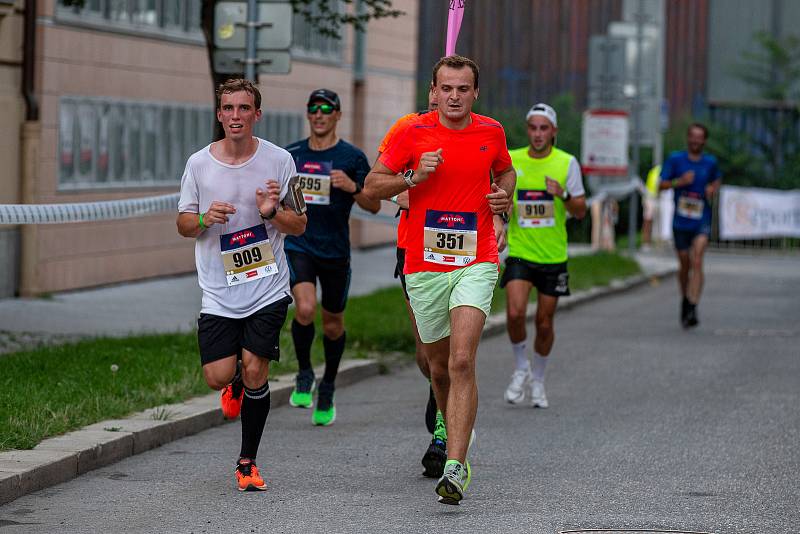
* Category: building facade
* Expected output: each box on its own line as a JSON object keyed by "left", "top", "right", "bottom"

{"left": 1, "top": 0, "right": 418, "bottom": 296}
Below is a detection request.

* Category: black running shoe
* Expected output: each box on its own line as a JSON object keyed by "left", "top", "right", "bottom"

{"left": 681, "top": 297, "right": 690, "bottom": 328}
{"left": 425, "top": 385, "right": 437, "bottom": 435}
{"left": 685, "top": 305, "right": 699, "bottom": 328}
{"left": 421, "top": 438, "right": 447, "bottom": 478}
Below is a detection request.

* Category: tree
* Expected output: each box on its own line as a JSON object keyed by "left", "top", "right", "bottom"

{"left": 730, "top": 31, "right": 800, "bottom": 184}
{"left": 201, "top": 0, "right": 403, "bottom": 138}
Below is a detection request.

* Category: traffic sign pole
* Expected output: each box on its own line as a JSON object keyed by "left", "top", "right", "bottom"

{"left": 245, "top": 0, "right": 257, "bottom": 81}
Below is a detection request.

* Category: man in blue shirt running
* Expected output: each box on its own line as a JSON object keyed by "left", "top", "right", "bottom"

{"left": 660, "top": 123, "right": 722, "bottom": 328}
{"left": 285, "top": 89, "right": 381, "bottom": 426}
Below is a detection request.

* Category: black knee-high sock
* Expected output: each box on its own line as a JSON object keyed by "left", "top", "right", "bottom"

{"left": 292, "top": 319, "right": 315, "bottom": 372}
{"left": 322, "top": 331, "right": 346, "bottom": 385}
{"left": 239, "top": 381, "right": 270, "bottom": 460}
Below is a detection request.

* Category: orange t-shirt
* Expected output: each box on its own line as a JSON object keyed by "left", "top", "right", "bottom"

{"left": 378, "top": 112, "right": 428, "bottom": 250}
{"left": 379, "top": 111, "right": 512, "bottom": 274}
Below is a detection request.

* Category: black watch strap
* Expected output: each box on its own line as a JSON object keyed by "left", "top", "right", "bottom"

{"left": 261, "top": 206, "right": 278, "bottom": 220}
{"left": 353, "top": 182, "right": 363, "bottom": 195}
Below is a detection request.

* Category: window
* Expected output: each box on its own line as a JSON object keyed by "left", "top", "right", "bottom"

{"left": 58, "top": 96, "right": 305, "bottom": 190}
{"left": 291, "top": 2, "right": 344, "bottom": 62}
{"left": 56, "top": 0, "right": 202, "bottom": 40}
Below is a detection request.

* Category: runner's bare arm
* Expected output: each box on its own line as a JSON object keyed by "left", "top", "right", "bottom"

{"left": 364, "top": 160, "right": 412, "bottom": 200}
{"left": 270, "top": 209, "right": 307, "bottom": 236}
{"left": 705, "top": 177, "right": 722, "bottom": 200}
{"left": 177, "top": 200, "right": 236, "bottom": 238}
{"left": 256, "top": 180, "right": 306, "bottom": 236}
{"left": 545, "top": 177, "right": 587, "bottom": 219}
{"left": 487, "top": 166, "right": 516, "bottom": 214}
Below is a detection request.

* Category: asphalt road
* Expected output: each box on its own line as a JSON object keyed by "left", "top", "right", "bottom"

{"left": 1, "top": 253, "right": 797, "bottom": 533}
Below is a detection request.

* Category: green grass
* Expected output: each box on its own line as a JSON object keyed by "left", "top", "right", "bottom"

{"left": 490, "top": 252, "right": 641, "bottom": 311}
{"left": 0, "top": 251, "right": 639, "bottom": 450}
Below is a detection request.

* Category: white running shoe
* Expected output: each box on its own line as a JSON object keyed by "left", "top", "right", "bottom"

{"left": 504, "top": 369, "right": 532, "bottom": 404}
{"left": 530, "top": 379, "right": 548, "bottom": 408}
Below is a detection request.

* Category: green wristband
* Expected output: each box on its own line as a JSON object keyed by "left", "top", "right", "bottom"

{"left": 198, "top": 212, "right": 207, "bottom": 230}
{"left": 671, "top": 179, "right": 681, "bottom": 188}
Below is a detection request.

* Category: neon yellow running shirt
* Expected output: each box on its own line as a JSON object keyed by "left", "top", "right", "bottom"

{"left": 507, "top": 146, "right": 577, "bottom": 264}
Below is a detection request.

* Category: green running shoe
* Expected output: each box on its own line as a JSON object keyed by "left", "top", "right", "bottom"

{"left": 312, "top": 381, "right": 336, "bottom": 426}
{"left": 289, "top": 369, "right": 315, "bottom": 408}
{"left": 436, "top": 460, "right": 471, "bottom": 505}
{"left": 433, "top": 410, "right": 447, "bottom": 442}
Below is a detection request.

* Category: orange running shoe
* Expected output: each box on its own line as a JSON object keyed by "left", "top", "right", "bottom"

{"left": 235, "top": 459, "right": 267, "bottom": 491}
{"left": 220, "top": 363, "right": 244, "bottom": 419}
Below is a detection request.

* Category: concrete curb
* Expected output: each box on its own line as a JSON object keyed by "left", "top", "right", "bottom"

{"left": 482, "top": 265, "right": 677, "bottom": 338}
{"left": 0, "top": 358, "right": 379, "bottom": 506}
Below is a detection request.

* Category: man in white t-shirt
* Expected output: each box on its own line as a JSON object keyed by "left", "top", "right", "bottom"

{"left": 177, "top": 79, "right": 307, "bottom": 492}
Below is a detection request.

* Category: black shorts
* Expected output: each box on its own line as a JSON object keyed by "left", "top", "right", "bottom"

{"left": 197, "top": 295, "right": 292, "bottom": 366}
{"left": 499, "top": 257, "right": 570, "bottom": 297}
{"left": 286, "top": 250, "right": 351, "bottom": 313}
{"left": 395, "top": 247, "right": 409, "bottom": 301}
{"left": 673, "top": 225, "right": 711, "bottom": 251}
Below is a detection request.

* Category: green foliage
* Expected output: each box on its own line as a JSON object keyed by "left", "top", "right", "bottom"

{"left": 289, "top": 0, "right": 404, "bottom": 39}
{"left": 490, "top": 252, "right": 641, "bottom": 311}
{"left": 474, "top": 93, "right": 583, "bottom": 155}
{"left": 0, "top": 252, "right": 643, "bottom": 450}
{"left": 732, "top": 31, "right": 800, "bottom": 102}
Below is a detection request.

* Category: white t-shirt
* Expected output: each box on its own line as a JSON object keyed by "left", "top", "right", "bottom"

{"left": 565, "top": 158, "right": 586, "bottom": 197}
{"left": 178, "top": 137, "right": 297, "bottom": 318}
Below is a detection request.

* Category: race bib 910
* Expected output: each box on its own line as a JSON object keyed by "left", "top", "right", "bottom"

{"left": 297, "top": 160, "right": 332, "bottom": 205}
{"left": 517, "top": 189, "right": 555, "bottom": 228}
{"left": 219, "top": 223, "right": 278, "bottom": 287}
{"left": 423, "top": 210, "right": 478, "bottom": 266}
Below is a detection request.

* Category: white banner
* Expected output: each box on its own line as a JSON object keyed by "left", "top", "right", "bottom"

{"left": 581, "top": 110, "right": 629, "bottom": 176}
{"left": 720, "top": 185, "right": 800, "bottom": 239}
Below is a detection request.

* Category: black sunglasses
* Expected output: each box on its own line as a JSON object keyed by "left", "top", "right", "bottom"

{"left": 307, "top": 103, "right": 336, "bottom": 115}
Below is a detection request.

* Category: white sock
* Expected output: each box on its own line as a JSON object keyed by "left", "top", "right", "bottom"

{"left": 532, "top": 352, "right": 548, "bottom": 382}
{"left": 512, "top": 341, "right": 529, "bottom": 371}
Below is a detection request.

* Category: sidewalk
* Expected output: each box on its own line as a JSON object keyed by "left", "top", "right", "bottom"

{"left": 0, "top": 245, "right": 676, "bottom": 350}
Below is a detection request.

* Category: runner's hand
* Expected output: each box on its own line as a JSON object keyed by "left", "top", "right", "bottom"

{"left": 493, "top": 214, "right": 507, "bottom": 253}
{"left": 331, "top": 169, "right": 356, "bottom": 193}
{"left": 414, "top": 148, "right": 444, "bottom": 183}
{"left": 486, "top": 183, "right": 510, "bottom": 214}
{"left": 705, "top": 183, "right": 716, "bottom": 200}
{"left": 203, "top": 201, "right": 236, "bottom": 227}
{"left": 545, "top": 176, "right": 563, "bottom": 198}
{"left": 678, "top": 170, "right": 695, "bottom": 187}
{"left": 396, "top": 190, "right": 409, "bottom": 209}
{"left": 256, "top": 180, "right": 281, "bottom": 217}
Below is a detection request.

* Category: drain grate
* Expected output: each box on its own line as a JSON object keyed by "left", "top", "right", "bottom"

{"left": 559, "top": 530, "right": 716, "bottom": 534}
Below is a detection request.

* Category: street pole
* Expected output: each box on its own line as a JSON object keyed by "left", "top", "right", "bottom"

{"left": 629, "top": 3, "right": 644, "bottom": 254}
{"left": 245, "top": 0, "right": 257, "bottom": 82}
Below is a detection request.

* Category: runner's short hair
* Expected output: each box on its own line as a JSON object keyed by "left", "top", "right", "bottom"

{"left": 432, "top": 55, "right": 480, "bottom": 89}
{"left": 687, "top": 122, "right": 708, "bottom": 139}
{"left": 216, "top": 79, "right": 262, "bottom": 110}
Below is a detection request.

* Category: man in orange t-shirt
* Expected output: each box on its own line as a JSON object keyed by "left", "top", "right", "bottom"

{"left": 378, "top": 92, "right": 449, "bottom": 479}
{"left": 365, "top": 55, "right": 515, "bottom": 505}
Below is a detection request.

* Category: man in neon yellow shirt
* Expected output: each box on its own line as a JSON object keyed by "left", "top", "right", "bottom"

{"left": 642, "top": 164, "right": 661, "bottom": 247}
{"left": 501, "top": 103, "right": 587, "bottom": 408}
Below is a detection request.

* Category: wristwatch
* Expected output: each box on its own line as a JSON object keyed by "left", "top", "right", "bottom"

{"left": 561, "top": 189, "right": 572, "bottom": 202}
{"left": 353, "top": 182, "right": 363, "bottom": 195}
{"left": 403, "top": 169, "right": 416, "bottom": 188}
{"left": 496, "top": 212, "right": 509, "bottom": 224}
{"left": 261, "top": 206, "right": 278, "bottom": 220}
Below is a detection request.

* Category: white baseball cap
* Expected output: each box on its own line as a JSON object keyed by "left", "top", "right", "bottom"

{"left": 525, "top": 103, "right": 557, "bottom": 127}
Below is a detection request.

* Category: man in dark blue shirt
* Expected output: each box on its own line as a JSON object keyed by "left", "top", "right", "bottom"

{"left": 285, "top": 88, "right": 380, "bottom": 426}
{"left": 660, "top": 122, "right": 722, "bottom": 328}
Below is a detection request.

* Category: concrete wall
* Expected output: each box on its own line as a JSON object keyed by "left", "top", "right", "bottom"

{"left": 0, "top": 1, "right": 24, "bottom": 297}
{"left": 16, "top": 0, "right": 418, "bottom": 294}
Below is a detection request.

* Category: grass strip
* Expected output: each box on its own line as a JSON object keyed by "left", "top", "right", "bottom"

{"left": 0, "top": 251, "right": 639, "bottom": 450}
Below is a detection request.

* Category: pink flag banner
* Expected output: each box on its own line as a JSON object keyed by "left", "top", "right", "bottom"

{"left": 445, "top": 0, "right": 465, "bottom": 56}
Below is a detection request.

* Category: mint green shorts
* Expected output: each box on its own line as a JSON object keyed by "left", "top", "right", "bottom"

{"left": 406, "top": 262, "right": 499, "bottom": 344}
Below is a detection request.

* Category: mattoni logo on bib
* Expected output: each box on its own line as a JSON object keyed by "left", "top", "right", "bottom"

{"left": 229, "top": 230, "right": 256, "bottom": 246}
{"left": 436, "top": 214, "right": 466, "bottom": 228}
